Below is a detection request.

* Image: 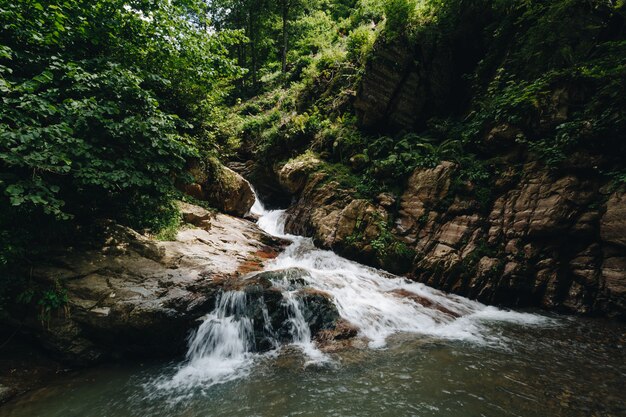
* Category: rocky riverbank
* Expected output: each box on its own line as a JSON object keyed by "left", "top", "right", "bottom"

{"left": 240, "top": 153, "right": 626, "bottom": 320}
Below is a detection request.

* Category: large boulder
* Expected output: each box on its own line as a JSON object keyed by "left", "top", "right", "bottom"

{"left": 2, "top": 205, "right": 285, "bottom": 364}
{"left": 277, "top": 154, "right": 322, "bottom": 195}
{"left": 181, "top": 159, "right": 255, "bottom": 217}
{"left": 203, "top": 165, "right": 255, "bottom": 217}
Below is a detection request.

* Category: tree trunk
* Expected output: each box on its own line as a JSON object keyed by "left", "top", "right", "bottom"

{"left": 281, "top": 0, "right": 289, "bottom": 73}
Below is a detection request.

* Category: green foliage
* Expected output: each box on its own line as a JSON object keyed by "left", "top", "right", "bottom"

{"left": 370, "top": 219, "right": 414, "bottom": 271}
{"left": 346, "top": 24, "right": 377, "bottom": 64}
{"left": 37, "top": 280, "right": 69, "bottom": 327}
{"left": 0, "top": 0, "right": 243, "bottom": 312}
{"left": 383, "top": 0, "right": 415, "bottom": 37}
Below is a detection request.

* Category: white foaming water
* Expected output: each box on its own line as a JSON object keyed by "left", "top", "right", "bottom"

{"left": 157, "top": 192, "right": 552, "bottom": 394}
{"left": 252, "top": 197, "right": 551, "bottom": 348}
{"left": 155, "top": 291, "right": 255, "bottom": 393}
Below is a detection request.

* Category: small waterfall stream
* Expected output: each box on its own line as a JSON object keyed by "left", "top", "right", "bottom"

{"left": 160, "top": 193, "right": 551, "bottom": 392}
{"left": 3, "top": 194, "right": 624, "bottom": 417}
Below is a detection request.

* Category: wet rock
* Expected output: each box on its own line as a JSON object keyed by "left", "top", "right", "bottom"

{"left": 389, "top": 289, "right": 460, "bottom": 319}
{"left": 233, "top": 268, "right": 348, "bottom": 351}
{"left": 315, "top": 319, "right": 360, "bottom": 352}
{"left": 180, "top": 159, "right": 254, "bottom": 218}
{"left": 295, "top": 288, "right": 340, "bottom": 334}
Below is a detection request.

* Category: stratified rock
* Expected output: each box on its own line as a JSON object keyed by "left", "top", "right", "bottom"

{"left": 280, "top": 153, "right": 625, "bottom": 318}
{"left": 601, "top": 192, "right": 626, "bottom": 248}
{"left": 354, "top": 5, "right": 491, "bottom": 133}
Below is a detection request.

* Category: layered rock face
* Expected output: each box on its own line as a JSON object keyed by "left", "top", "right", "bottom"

{"left": 396, "top": 162, "right": 625, "bottom": 318}
{"left": 274, "top": 159, "right": 625, "bottom": 319}
{"left": 282, "top": 172, "right": 401, "bottom": 270}
{"left": 354, "top": 7, "right": 490, "bottom": 133}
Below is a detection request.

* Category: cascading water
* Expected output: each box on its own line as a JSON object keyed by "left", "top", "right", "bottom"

{"left": 160, "top": 191, "right": 552, "bottom": 392}
{"left": 4, "top": 193, "right": 623, "bottom": 417}
{"left": 251, "top": 196, "right": 549, "bottom": 348}
{"left": 156, "top": 291, "right": 256, "bottom": 392}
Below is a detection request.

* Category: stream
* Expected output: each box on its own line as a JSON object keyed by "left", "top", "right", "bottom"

{"left": 1, "top": 197, "right": 625, "bottom": 416}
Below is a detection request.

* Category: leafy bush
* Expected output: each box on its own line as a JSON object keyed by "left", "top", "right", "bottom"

{"left": 347, "top": 24, "right": 377, "bottom": 64}
{"left": 0, "top": 0, "right": 242, "bottom": 311}
{"left": 383, "top": 0, "right": 415, "bottom": 37}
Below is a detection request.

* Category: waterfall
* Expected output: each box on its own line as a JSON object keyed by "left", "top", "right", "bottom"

{"left": 156, "top": 291, "right": 256, "bottom": 391}
{"left": 159, "top": 191, "right": 550, "bottom": 391}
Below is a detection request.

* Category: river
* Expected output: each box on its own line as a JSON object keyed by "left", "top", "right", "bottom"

{"left": 1, "top": 197, "right": 625, "bottom": 417}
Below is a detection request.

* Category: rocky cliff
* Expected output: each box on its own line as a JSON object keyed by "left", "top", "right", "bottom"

{"left": 245, "top": 4, "right": 626, "bottom": 320}
{"left": 270, "top": 156, "right": 625, "bottom": 319}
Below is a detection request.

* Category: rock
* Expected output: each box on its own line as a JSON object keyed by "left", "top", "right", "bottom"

{"left": 228, "top": 160, "right": 292, "bottom": 209}
{"left": 0, "top": 329, "right": 65, "bottom": 405}
{"left": 295, "top": 288, "right": 340, "bottom": 335}
{"left": 204, "top": 165, "right": 255, "bottom": 217}
{"left": 396, "top": 161, "right": 456, "bottom": 237}
{"left": 279, "top": 155, "right": 625, "bottom": 317}
{"left": 484, "top": 124, "right": 524, "bottom": 152}
{"left": 180, "top": 159, "right": 254, "bottom": 218}
{"left": 601, "top": 192, "right": 626, "bottom": 248}
{"left": 3, "top": 207, "right": 285, "bottom": 364}
{"left": 353, "top": 6, "right": 491, "bottom": 133}
{"left": 235, "top": 269, "right": 349, "bottom": 351}
{"left": 315, "top": 319, "right": 360, "bottom": 352}
{"left": 349, "top": 154, "right": 369, "bottom": 171}
{"left": 277, "top": 154, "right": 322, "bottom": 195}
{"left": 178, "top": 201, "right": 213, "bottom": 229}
{"left": 376, "top": 192, "right": 396, "bottom": 208}
{"left": 0, "top": 384, "right": 14, "bottom": 404}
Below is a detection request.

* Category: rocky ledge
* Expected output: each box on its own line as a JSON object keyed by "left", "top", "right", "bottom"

{"left": 2, "top": 202, "right": 286, "bottom": 365}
